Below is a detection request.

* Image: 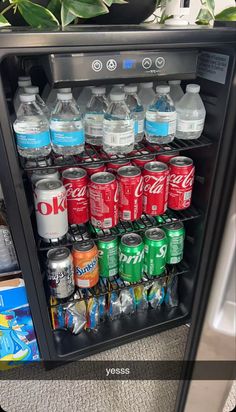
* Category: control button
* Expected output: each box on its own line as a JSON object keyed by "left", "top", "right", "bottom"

{"left": 92, "top": 59, "right": 103, "bottom": 72}
{"left": 155, "top": 57, "right": 166, "bottom": 69}
{"left": 142, "top": 57, "right": 152, "bottom": 70}
{"left": 106, "top": 59, "right": 117, "bottom": 71}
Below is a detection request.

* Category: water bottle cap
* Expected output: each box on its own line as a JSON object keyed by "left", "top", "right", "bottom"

{"left": 18, "top": 79, "right": 32, "bottom": 87}
{"left": 140, "top": 82, "right": 153, "bottom": 88}
{"left": 92, "top": 86, "right": 106, "bottom": 95}
{"left": 24, "top": 86, "right": 39, "bottom": 94}
{"left": 124, "top": 84, "right": 138, "bottom": 93}
{"left": 18, "top": 76, "right": 31, "bottom": 82}
{"left": 110, "top": 90, "right": 125, "bottom": 101}
{"left": 57, "top": 92, "right": 73, "bottom": 101}
{"left": 19, "top": 94, "right": 36, "bottom": 102}
{"left": 186, "top": 84, "right": 200, "bottom": 93}
{"left": 156, "top": 85, "right": 170, "bottom": 94}
{"left": 58, "top": 88, "right": 71, "bottom": 93}
{"left": 169, "top": 80, "right": 181, "bottom": 85}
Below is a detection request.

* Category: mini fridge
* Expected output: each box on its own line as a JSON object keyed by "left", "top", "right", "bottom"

{"left": 0, "top": 25, "right": 235, "bottom": 412}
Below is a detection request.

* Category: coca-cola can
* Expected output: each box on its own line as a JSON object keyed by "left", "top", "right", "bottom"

{"left": 77, "top": 148, "right": 100, "bottom": 163}
{"left": 83, "top": 162, "right": 106, "bottom": 176}
{"left": 117, "top": 166, "right": 143, "bottom": 221}
{"left": 106, "top": 158, "right": 131, "bottom": 174}
{"left": 34, "top": 179, "right": 68, "bottom": 242}
{"left": 156, "top": 147, "right": 179, "bottom": 164}
{"left": 62, "top": 167, "right": 89, "bottom": 225}
{"left": 168, "top": 156, "right": 195, "bottom": 210}
{"left": 143, "top": 161, "right": 169, "bottom": 216}
{"left": 89, "top": 172, "right": 118, "bottom": 229}
{"left": 132, "top": 150, "right": 155, "bottom": 168}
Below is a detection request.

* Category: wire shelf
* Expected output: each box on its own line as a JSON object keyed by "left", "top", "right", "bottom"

{"left": 23, "top": 136, "right": 212, "bottom": 171}
{"left": 37, "top": 205, "right": 201, "bottom": 251}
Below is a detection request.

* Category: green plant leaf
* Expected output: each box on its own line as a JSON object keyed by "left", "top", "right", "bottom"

{"left": 215, "top": 7, "right": 236, "bottom": 21}
{"left": 0, "top": 14, "right": 11, "bottom": 27}
{"left": 62, "top": 0, "right": 108, "bottom": 19}
{"left": 112, "top": 0, "right": 128, "bottom": 4}
{"left": 205, "top": 0, "right": 215, "bottom": 14}
{"left": 61, "top": 1, "right": 77, "bottom": 26}
{"left": 103, "top": 0, "right": 113, "bottom": 6}
{"left": 196, "top": 7, "right": 213, "bottom": 25}
{"left": 47, "top": 0, "right": 61, "bottom": 20}
{"left": 18, "top": 1, "right": 59, "bottom": 27}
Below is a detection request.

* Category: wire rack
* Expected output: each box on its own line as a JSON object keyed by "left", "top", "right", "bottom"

{"left": 23, "top": 136, "right": 212, "bottom": 171}
{"left": 37, "top": 205, "right": 201, "bottom": 251}
{"left": 49, "top": 260, "right": 189, "bottom": 308}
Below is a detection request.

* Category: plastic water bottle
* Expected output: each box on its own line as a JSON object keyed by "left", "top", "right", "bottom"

{"left": 77, "top": 86, "right": 94, "bottom": 116}
{"left": 13, "top": 94, "right": 51, "bottom": 159}
{"left": 168, "top": 80, "right": 184, "bottom": 104}
{"left": 50, "top": 92, "right": 85, "bottom": 155}
{"left": 124, "top": 84, "right": 144, "bottom": 143}
{"left": 84, "top": 86, "right": 108, "bottom": 146}
{"left": 14, "top": 76, "right": 32, "bottom": 114}
{"left": 145, "top": 85, "right": 176, "bottom": 144}
{"left": 24, "top": 86, "right": 49, "bottom": 118}
{"left": 175, "top": 84, "right": 206, "bottom": 140}
{"left": 138, "top": 82, "right": 155, "bottom": 109}
{"left": 103, "top": 90, "right": 135, "bottom": 154}
{"left": 47, "top": 88, "right": 72, "bottom": 112}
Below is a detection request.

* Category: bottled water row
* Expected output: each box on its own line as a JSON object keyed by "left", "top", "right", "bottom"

{"left": 13, "top": 77, "right": 206, "bottom": 159}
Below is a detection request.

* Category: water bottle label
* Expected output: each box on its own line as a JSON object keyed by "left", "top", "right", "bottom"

{"left": 177, "top": 118, "right": 205, "bottom": 133}
{"left": 50, "top": 129, "right": 85, "bottom": 147}
{"left": 138, "top": 119, "right": 144, "bottom": 134}
{"left": 85, "top": 114, "right": 104, "bottom": 137}
{"left": 16, "top": 130, "right": 50, "bottom": 149}
{"left": 134, "top": 120, "right": 138, "bottom": 135}
{"left": 145, "top": 111, "right": 176, "bottom": 136}
{"left": 103, "top": 119, "right": 134, "bottom": 146}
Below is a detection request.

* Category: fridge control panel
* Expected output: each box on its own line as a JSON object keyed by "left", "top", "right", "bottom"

{"left": 46, "top": 50, "right": 198, "bottom": 84}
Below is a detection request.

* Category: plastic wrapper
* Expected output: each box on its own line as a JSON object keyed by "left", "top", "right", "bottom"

{"left": 65, "top": 302, "right": 87, "bottom": 335}
{"left": 86, "top": 297, "right": 99, "bottom": 330}
{"left": 148, "top": 278, "right": 165, "bottom": 309}
{"left": 133, "top": 283, "right": 150, "bottom": 312}
{"left": 107, "top": 291, "right": 122, "bottom": 320}
{"left": 165, "top": 275, "right": 179, "bottom": 308}
{"left": 120, "top": 288, "right": 135, "bottom": 315}
{"left": 50, "top": 296, "right": 65, "bottom": 330}
{"left": 98, "top": 294, "right": 107, "bottom": 321}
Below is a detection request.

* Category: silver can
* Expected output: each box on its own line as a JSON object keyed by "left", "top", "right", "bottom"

{"left": 0, "top": 225, "right": 19, "bottom": 273}
{"left": 47, "top": 247, "right": 75, "bottom": 299}
{"left": 34, "top": 179, "right": 68, "bottom": 242}
{"left": 31, "top": 168, "right": 60, "bottom": 185}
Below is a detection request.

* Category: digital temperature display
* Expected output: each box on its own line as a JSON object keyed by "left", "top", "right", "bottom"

{"left": 123, "top": 59, "right": 136, "bottom": 70}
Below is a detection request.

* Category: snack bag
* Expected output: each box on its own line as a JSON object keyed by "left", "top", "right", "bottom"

{"left": 133, "top": 284, "right": 150, "bottom": 312}
{"left": 148, "top": 278, "right": 165, "bottom": 309}
{"left": 120, "top": 288, "right": 135, "bottom": 315}
{"left": 65, "top": 301, "right": 86, "bottom": 335}
{"left": 165, "top": 274, "right": 179, "bottom": 308}
{"left": 86, "top": 297, "right": 99, "bottom": 330}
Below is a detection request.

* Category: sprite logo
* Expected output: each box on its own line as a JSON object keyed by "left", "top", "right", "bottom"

{"left": 119, "top": 250, "right": 144, "bottom": 264}
{"left": 156, "top": 245, "right": 167, "bottom": 258}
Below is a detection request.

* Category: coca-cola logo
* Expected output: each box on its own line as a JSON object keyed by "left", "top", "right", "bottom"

{"left": 143, "top": 175, "right": 166, "bottom": 194}
{"left": 64, "top": 182, "right": 87, "bottom": 200}
{"left": 134, "top": 177, "right": 144, "bottom": 198}
{"left": 114, "top": 184, "right": 119, "bottom": 203}
{"left": 36, "top": 196, "right": 67, "bottom": 215}
{"left": 170, "top": 168, "right": 194, "bottom": 189}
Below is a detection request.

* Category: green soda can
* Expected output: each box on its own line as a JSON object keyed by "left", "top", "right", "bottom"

{"left": 97, "top": 236, "right": 119, "bottom": 278}
{"left": 164, "top": 222, "right": 185, "bottom": 264}
{"left": 119, "top": 233, "right": 144, "bottom": 282}
{"left": 144, "top": 228, "right": 168, "bottom": 276}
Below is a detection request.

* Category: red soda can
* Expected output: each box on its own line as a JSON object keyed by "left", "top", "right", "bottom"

{"left": 107, "top": 158, "right": 131, "bottom": 174}
{"left": 77, "top": 148, "right": 100, "bottom": 163}
{"left": 117, "top": 166, "right": 143, "bottom": 221}
{"left": 168, "top": 156, "right": 195, "bottom": 210}
{"left": 132, "top": 150, "right": 155, "bottom": 168}
{"left": 62, "top": 167, "right": 89, "bottom": 225}
{"left": 143, "top": 161, "right": 169, "bottom": 216}
{"left": 89, "top": 172, "right": 118, "bottom": 229}
{"left": 145, "top": 143, "right": 161, "bottom": 153}
{"left": 83, "top": 162, "right": 106, "bottom": 177}
{"left": 156, "top": 147, "right": 179, "bottom": 164}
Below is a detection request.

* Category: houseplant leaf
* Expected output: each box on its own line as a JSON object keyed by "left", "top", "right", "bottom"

{"left": 0, "top": 14, "right": 11, "bottom": 27}
{"left": 18, "top": 1, "right": 59, "bottom": 27}
{"left": 47, "top": 0, "right": 61, "bottom": 20}
{"left": 215, "top": 7, "right": 236, "bottom": 21}
{"left": 62, "top": 0, "right": 108, "bottom": 19}
{"left": 196, "top": 7, "right": 213, "bottom": 25}
{"left": 112, "top": 0, "right": 128, "bottom": 4}
{"left": 61, "top": 1, "right": 77, "bottom": 26}
{"left": 205, "top": 0, "right": 215, "bottom": 15}
{"left": 103, "top": 0, "right": 113, "bottom": 6}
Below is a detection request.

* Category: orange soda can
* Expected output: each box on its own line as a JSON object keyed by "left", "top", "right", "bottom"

{"left": 72, "top": 240, "right": 99, "bottom": 288}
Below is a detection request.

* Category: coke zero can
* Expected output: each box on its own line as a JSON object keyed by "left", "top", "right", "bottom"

{"left": 143, "top": 161, "right": 169, "bottom": 216}
{"left": 168, "top": 156, "right": 195, "bottom": 210}
{"left": 34, "top": 179, "right": 68, "bottom": 242}
{"left": 31, "top": 168, "right": 60, "bottom": 185}
{"left": 83, "top": 162, "right": 106, "bottom": 176}
{"left": 62, "top": 167, "right": 89, "bottom": 225}
{"left": 89, "top": 172, "right": 118, "bottom": 229}
{"left": 117, "top": 165, "right": 143, "bottom": 221}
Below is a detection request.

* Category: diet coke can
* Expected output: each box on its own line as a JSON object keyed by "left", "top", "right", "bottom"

{"left": 89, "top": 172, "right": 118, "bottom": 229}
{"left": 31, "top": 168, "right": 60, "bottom": 185}
{"left": 106, "top": 158, "right": 131, "bottom": 174}
{"left": 34, "top": 179, "right": 68, "bottom": 242}
{"left": 156, "top": 147, "right": 179, "bottom": 164}
{"left": 132, "top": 150, "right": 155, "bottom": 168}
{"left": 117, "top": 166, "right": 143, "bottom": 221}
{"left": 62, "top": 167, "right": 89, "bottom": 225}
{"left": 83, "top": 162, "right": 106, "bottom": 176}
{"left": 168, "top": 156, "right": 195, "bottom": 210}
{"left": 143, "top": 161, "right": 169, "bottom": 216}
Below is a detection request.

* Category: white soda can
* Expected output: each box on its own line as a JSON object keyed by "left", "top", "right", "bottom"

{"left": 34, "top": 179, "right": 68, "bottom": 242}
{"left": 31, "top": 168, "right": 60, "bottom": 185}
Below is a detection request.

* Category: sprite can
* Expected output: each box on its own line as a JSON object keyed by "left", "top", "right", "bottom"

{"left": 144, "top": 228, "right": 167, "bottom": 276}
{"left": 97, "top": 236, "right": 119, "bottom": 278}
{"left": 164, "top": 222, "right": 185, "bottom": 264}
{"left": 119, "top": 233, "right": 144, "bottom": 282}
